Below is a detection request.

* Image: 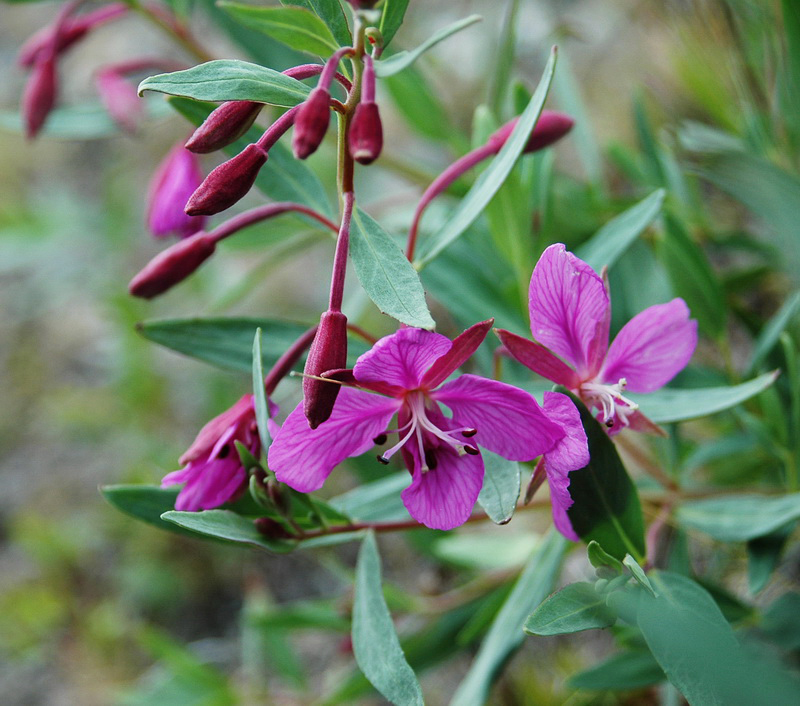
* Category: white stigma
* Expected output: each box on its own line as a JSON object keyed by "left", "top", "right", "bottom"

{"left": 580, "top": 377, "right": 639, "bottom": 429}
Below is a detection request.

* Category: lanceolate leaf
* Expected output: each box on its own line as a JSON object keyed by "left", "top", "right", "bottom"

{"left": 379, "top": 0, "right": 411, "bottom": 49}
{"left": 576, "top": 189, "right": 665, "bottom": 272}
{"left": 631, "top": 371, "right": 779, "bottom": 423}
{"left": 747, "top": 291, "right": 800, "bottom": 374}
{"left": 352, "top": 532, "right": 424, "bottom": 706}
{"left": 559, "top": 390, "right": 646, "bottom": 561}
{"left": 524, "top": 582, "right": 616, "bottom": 636}
{"left": 251, "top": 329, "right": 271, "bottom": 450}
{"left": 281, "top": 0, "right": 351, "bottom": 47}
{"left": 477, "top": 451, "right": 521, "bottom": 524}
{"left": 139, "top": 60, "right": 311, "bottom": 106}
{"left": 219, "top": 4, "right": 339, "bottom": 56}
{"left": 449, "top": 531, "right": 567, "bottom": 706}
{"left": 375, "top": 15, "right": 482, "bottom": 78}
{"left": 349, "top": 208, "right": 435, "bottom": 329}
{"left": 417, "top": 47, "right": 557, "bottom": 266}
{"left": 676, "top": 493, "right": 800, "bottom": 542}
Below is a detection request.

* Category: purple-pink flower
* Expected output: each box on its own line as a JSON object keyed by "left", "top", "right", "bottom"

{"left": 268, "top": 321, "right": 589, "bottom": 531}
{"left": 497, "top": 243, "right": 698, "bottom": 435}
{"left": 162, "top": 394, "right": 261, "bottom": 511}
{"left": 146, "top": 142, "right": 207, "bottom": 239}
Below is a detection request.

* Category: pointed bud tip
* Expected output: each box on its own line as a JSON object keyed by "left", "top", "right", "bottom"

{"left": 292, "top": 87, "right": 331, "bottom": 160}
{"left": 128, "top": 232, "right": 216, "bottom": 299}
{"left": 185, "top": 100, "right": 264, "bottom": 154}
{"left": 348, "top": 102, "right": 383, "bottom": 165}
{"left": 487, "top": 110, "right": 575, "bottom": 154}
{"left": 302, "top": 310, "right": 348, "bottom": 427}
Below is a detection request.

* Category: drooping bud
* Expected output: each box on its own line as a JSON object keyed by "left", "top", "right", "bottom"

{"left": 348, "top": 102, "right": 383, "bottom": 165}
{"left": 486, "top": 110, "right": 575, "bottom": 155}
{"left": 22, "top": 55, "right": 58, "bottom": 139}
{"left": 303, "top": 310, "right": 348, "bottom": 428}
{"left": 95, "top": 68, "right": 143, "bottom": 133}
{"left": 147, "top": 143, "right": 207, "bottom": 238}
{"left": 185, "top": 100, "right": 264, "bottom": 154}
{"left": 129, "top": 231, "right": 217, "bottom": 298}
{"left": 292, "top": 87, "right": 331, "bottom": 159}
{"left": 185, "top": 143, "right": 268, "bottom": 216}
{"left": 345, "top": 0, "right": 379, "bottom": 7}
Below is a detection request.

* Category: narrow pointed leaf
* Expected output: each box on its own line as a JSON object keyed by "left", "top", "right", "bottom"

{"left": 524, "top": 582, "right": 616, "bottom": 636}
{"left": 282, "top": 0, "right": 351, "bottom": 46}
{"left": 252, "top": 329, "right": 271, "bottom": 450}
{"left": 352, "top": 532, "right": 424, "bottom": 706}
{"left": 747, "top": 291, "right": 800, "bottom": 374}
{"left": 375, "top": 15, "right": 482, "bottom": 78}
{"left": 477, "top": 451, "right": 521, "bottom": 525}
{"left": 349, "top": 207, "right": 435, "bottom": 329}
{"left": 379, "top": 0, "right": 410, "bottom": 48}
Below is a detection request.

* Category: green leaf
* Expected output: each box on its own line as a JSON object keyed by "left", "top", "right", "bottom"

{"left": 329, "top": 473, "right": 411, "bottom": 522}
{"left": 417, "top": 47, "right": 558, "bottom": 266}
{"left": 379, "top": 0, "right": 410, "bottom": 49}
{"left": 658, "top": 215, "right": 726, "bottom": 339}
{"left": 568, "top": 650, "right": 665, "bottom": 691}
{"left": 162, "top": 509, "right": 296, "bottom": 552}
{"left": 139, "top": 60, "right": 311, "bottom": 106}
{"left": 375, "top": 15, "right": 482, "bottom": 78}
{"left": 524, "top": 582, "right": 616, "bottom": 636}
{"left": 251, "top": 329, "right": 271, "bottom": 450}
{"left": 449, "top": 531, "right": 567, "bottom": 706}
{"left": 349, "top": 207, "right": 435, "bottom": 329}
{"left": 631, "top": 572, "right": 800, "bottom": 705}
{"left": 747, "top": 523, "right": 793, "bottom": 594}
{"left": 587, "top": 540, "right": 624, "bottom": 574}
{"left": 282, "top": 0, "right": 351, "bottom": 47}
{"left": 558, "top": 390, "right": 645, "bottom": 561}
{"left": 477, "top": 451, "right": 521, "bottom": 525}
{"left": 747, "top": 291, "right": 800, "bottom": 374}
{"left": 168, "top": 96, "right": 332, "bottom": 215}
{"left": 762, "top": 592, "right": 800, "bottom": 651}
{"left": 352, "top": 532, "right": 424, "bottom": 706}
{"left": 631, "top": 371, "right": 779, "bottom": 424}
{"left": 623, "top": 555, "right": 656, "bottom": 597}
{"left": 219, "top": 4, "right": 339, "bottom": 56}
{"left": 101, "top": 485, "right": 197, "bottom": 537}
{"left": 676, "top": 493, "right": 800, "bottom": 542}
{"left": 576, "top": 189, "right": 665, "bottom": 272}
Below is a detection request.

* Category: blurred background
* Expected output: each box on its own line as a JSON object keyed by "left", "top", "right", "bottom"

{"left": 2, "top": 0, "right": 798, "bottom": 703}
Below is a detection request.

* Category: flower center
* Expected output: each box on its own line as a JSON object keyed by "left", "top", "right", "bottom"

{"left": 377, "top": 390, "right": 478, "bottom": 471}
{"left": 580, "top": 377, "right": 639, "bottom": 429}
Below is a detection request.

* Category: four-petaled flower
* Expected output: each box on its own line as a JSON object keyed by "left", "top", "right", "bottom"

{"left": 268, "top": 321, "right": 589, "bottom": 531}
{"left": 496, "top": 243, "right": 697, "bottom": 435}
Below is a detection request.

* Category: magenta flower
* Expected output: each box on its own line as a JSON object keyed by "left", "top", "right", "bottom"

{"left": 496, "top": 244, "right": 698, "bottom": 434}
{"left": 268, "top": 322, "right": 589, "bottom": 531}
{"left": 146, "top": 142, "right": 207, "bottom": 239}
{"left": 162, "top": 394, "right": 269, "bottom": 511}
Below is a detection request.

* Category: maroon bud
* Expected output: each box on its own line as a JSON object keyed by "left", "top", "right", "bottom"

{"left": 185, "top": 143, "right": 268, "bottom": 216}
{"left": 303, "top": 310, "right": 348, "bottom": 429}
{"left": 292, "top": 87, "right": 331, "bottom": 159}
{"left": 348, "top": 102, "right": 383, "bottom": 165}
{"left": 22, "top": 55, "right": 58, "bottom": 139}
{"left": 254, "top": 517, "right": 293, "bottom": 539}
{"left": 128, "top": 231, "right": 216, "bottom": 298}
{"left": 486, "top": 110, "right": 575, "bottom": 154}
{"left": 345, "top": 0, "right": 378, "bottom": 7}
{"left": 185, "top": 100, "right": 264, "bottom": 154}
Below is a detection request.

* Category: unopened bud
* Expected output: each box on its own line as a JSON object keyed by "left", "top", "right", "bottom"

{"left": 254, "top": 517, "right": 293, "bottom": 539}
{"left": 348, "top": 102, "right": 383, "bottom": 164}
{"left": 22, "top": 56, "right": 57, "bottom": 139}
{"left": 486, "top": 110, "right": 574, "bottom": 155}
{"left": 292, "top": 87, "right": 330, "bottom": 159}
{"left": 185, "top": 143, "right": 268, "bottom": 216}
{"left": 129, "top": 231, "right": 216, "bottom": 298}
{"left": 303, "top": 310, "right": 348, "bottom": 428}
{"left": 95, "top": 68, "right": 142, "bottom": 133}
{"left": 185, "top": 100, "right": 264, "bottom": 153}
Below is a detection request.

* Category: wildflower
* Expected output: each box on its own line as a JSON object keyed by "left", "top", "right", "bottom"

{"left": 269, "top": 323, "right": 589, "bottom": 531}
{"left": 146, "top": 142, "right": 207, "bottom": 238}
{"left": 496, "top": 243, "right": 697, "bottom": 434}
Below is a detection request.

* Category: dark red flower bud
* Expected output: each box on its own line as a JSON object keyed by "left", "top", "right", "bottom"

{"left": 185, "top": 143, "right": 268, "bottom": 216}
{"left": 22, "top": 56, "right": 58, "bottom": 139}
{"left": 346, "top": 0, "right": 378, "bottom": 7}
{"left": 303, "top": 310, "right": 348, "bottom": 428}
{"left": 486, "top": 110, "right": 575, "bottom": 155}
{"left": 185, "top": 100, "right": 264, "bottom": 154}
{"left": 348, "top": 102, "right": 383, "bottom": 165}
{"left": 128, "top": 231, "right": 216, "bottom": 298}
{"left": 292, "top": 87, "right": 331, "bottom": 160}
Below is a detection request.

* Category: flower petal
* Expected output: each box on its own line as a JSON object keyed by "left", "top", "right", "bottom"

{"left": 421, "top": 319, "right": 493, "bottom": 389}
{"left": 433, "top": 374, "right": 563, "bottom": 461}
{"left": 528, "top": 243, "right": 609, "bottom": 376}
{"left": 602, "top": 299, "right": 697, "bottom": 393}
{"left": 164, "top": 456, "right": 247, "bottom": 512}
{"left": 495, "top": 328, "right": 581, "bottom": 388}
{"left": 180, "top": 394, "right": 254, "bottom": 465}
{"left": 354, "top": 327, "right": 451, "bottom": 390}
{"left": 551, "top": 494, "right": 579, "bottom": 542}
{"left": 400, "top": 443, "right": 484, "bottom": 530}
{"left": 268, "top": 389, "right": 402, "bottom": 492}
{"left": 542, "top": 391, "right": 590, "bottom": 476}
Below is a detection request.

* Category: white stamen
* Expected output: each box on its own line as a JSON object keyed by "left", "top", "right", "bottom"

{"left": 580, "top": 377, "right": 639, "bottom": 429}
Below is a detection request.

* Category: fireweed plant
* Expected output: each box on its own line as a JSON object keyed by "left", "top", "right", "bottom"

{"left": 12, "top": 0, "right": 800, "bottom": 703}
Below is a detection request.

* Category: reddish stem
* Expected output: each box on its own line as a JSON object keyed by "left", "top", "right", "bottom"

{"left": 263, "top": 326, "right": 319, "bottom": 395}
{"left": 328, "top": 191, "right": 355, "bottom": 312}
{"left": 208, "top": 202, "right": 338, "bottom": 243}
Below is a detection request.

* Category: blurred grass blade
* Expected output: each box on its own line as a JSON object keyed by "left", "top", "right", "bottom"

{"left": 747, "top": 291, "right": 800, "bottom": 374}
{"left": 352, "top": 531, "right": 424, "bottom": 706}
{"left": 251, "top": 328, "right": 271, "bottom": 450}
{"left": 379, "top": 0, "right": 410, "bottom": 49}
{"left": 489, "top": 0, "right": 520, "bottom": 115}
{"left": 576, "top": 189, "right": 665, "bottom": 272}
{"left": 375, "top": 15, "right": 482, "bottom": 78}
{"left": 449, "top": 530, "right": 567, "bottom": 706}
{"left": 747, "top": 523, "right": 794, "bottom": 594}
{"left": 418, "top": 47, "right": 557, "bottom": 266}
{"left": 477, "top": 451, "right": 521, "bottom": 524}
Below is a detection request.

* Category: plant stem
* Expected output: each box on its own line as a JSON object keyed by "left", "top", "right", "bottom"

{"left": 127, "top": 1, "right": 213, "bottom": 63}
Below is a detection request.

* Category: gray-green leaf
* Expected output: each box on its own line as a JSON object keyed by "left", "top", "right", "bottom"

{"left": 524, "top": 582, "right": 616, "bottom": 636}
{"left": 477, "top": 451, "right": 521, "bottom": 524}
